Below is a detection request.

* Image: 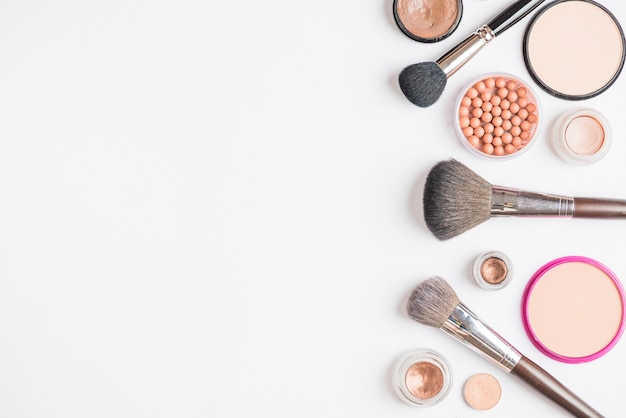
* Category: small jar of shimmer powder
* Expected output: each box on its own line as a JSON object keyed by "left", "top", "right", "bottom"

{"left": 473, "top": 251, "right": 513, "bottom": 290}
{"left": 392, "top": 348, "right": 453, "bottom": 406}
{"left": 551, "top": 107, "right": 612, "bottom": 165}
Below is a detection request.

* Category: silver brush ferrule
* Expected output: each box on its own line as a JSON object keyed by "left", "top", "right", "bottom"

{"left": 490, "top": 186, "right": 574, "bottom": 217}
{"left": 440, "top": 302, "right": 521, "bottom": 372}
{"left": 436, "top": 25, "right": 495, "bottom": 78}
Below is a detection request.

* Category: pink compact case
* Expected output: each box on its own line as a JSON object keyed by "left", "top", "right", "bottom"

{"left": 522, "top": 256, "right": 626, "bottom": 363}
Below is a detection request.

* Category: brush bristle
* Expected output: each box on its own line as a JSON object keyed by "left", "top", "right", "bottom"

{"left": 423, "top": 159, "right": 492, "bottom": 240}
{"left": 407, "top": 277, "right": 459, "bottom": 328}
{"left": 398, "top": 62, "right": 447, "bottom": 108}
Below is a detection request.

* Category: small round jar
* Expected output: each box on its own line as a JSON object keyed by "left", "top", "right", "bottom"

{"left": 551, "top": 108, "right": 612, "bottom": 165}
{"left": 455, "top": 74, "right": 541, "bottom": 160}
{"left": 393, "top": 0, "right": 463, "bottom": 43}
{"left": 392, "top": 348, "right": 453, "bottom": 406}
{"left": 472, "top": 251, "right": 513, "bottom": 290}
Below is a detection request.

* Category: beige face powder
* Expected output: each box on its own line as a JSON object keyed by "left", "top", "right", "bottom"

{"left": 565, "top": 116, "right": 604, "bottom": 155}
{"left": 464, "top": 373, "right": 502, "bottom": 410}
{"left": 393, "top": 0, "right": 462, "bottom": 43}
{"left": 551, "top": 107, "right": 612, "bottom": 164}
{"left": 522, "top": 256, "right": 626, "bottom": 363}
{"left": 523, "top": 0, "right": 625, "bottom": 99}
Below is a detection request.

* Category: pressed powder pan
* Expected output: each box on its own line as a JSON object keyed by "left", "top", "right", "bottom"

{"left": 523, "top": 0, "right": 625, "bottom": 100}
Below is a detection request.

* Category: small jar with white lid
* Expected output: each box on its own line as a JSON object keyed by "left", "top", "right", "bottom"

{"left": 551, "top": 107, "right": 612, "bottom": 165}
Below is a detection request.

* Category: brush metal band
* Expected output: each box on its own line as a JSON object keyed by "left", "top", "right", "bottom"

{"left": 441, "top": 302, "right": 521, "bottom": 372}
{"left": 490, "top": 186, "right": 574, "bottom": 217}
{"left": 436, "top": 25, "right": 495, "bottom": 78}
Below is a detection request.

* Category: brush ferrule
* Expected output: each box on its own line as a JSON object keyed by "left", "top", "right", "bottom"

{"left": 490, "top": 186, "right": 574, "bottom": 217}
{"left": 436, "top": 26, "right": 495, "bottom": 78}
{"left": 441, "top": 302, "right": 521, "bottom": 372}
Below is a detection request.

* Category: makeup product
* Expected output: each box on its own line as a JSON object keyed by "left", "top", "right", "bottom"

{"left": 393, "top": 0, "right": 463, "bottom": 43}
{"left": 455, "top": 73, "right": 540, "bottom": 159}
{"left": 398, "top": 0, "right": 546, "bottom": 107}
{"left": 392, "top": 348, "right": 453, "bottom": 406}
{"left": 473, "top": 250, "right": 513, "bottom": 290}
{"left": 522, "top": 256, "right": 626, "bottom": 363}
{"left": 423, "top": 158, "right": 626, "bottom": 240}
{"left": 464, "top": 373, "right": 502, "bottom": 410}
{"left": 551, "top": 108, "right": 612, "bottom": 165}
{"left": 523, "top": 0, "right": 625, "bottom": 100}
{"left": 407, "top": 276, "right": 604, "bottom": 417}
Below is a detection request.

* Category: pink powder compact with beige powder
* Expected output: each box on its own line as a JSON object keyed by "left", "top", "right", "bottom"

{"left": 454, "top": 74, "right": 540, "bottom": 160}
{"left": 522, "top": 256, "right": 626, "bottom": 363}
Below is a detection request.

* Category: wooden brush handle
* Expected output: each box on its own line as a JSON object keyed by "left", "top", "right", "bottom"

{"left": 511, "top": 356, "right": 604, "bottom": 418}
{"left": 574, "top": 197, "right": 626, "bottom": 218}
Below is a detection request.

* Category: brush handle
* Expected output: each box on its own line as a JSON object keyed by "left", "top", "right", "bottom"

{"left": 487, "top": 0, "right": 546, "bottom": 36}
{"left": 574, "top": 197, "right": 626, "bottom": 217}
{"left": 511, "top": 356, "right": 604, "bottom": 418}
{"left": 435, "top": 0, "right": 544, "bottom": 77}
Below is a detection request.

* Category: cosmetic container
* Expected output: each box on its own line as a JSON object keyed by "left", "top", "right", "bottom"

{"left": 392, "top": 348, "right": 453, "bottom": 406}
{"left": 454, "top": 73, "right": 541, "bottom": 160}
{"left": 473, "top": 250, "right": 513, "bottom": 290}
{"left": 551, "top": 107, "right": 612, "bottom": 165}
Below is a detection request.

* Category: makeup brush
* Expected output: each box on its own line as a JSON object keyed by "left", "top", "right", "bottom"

{"left": 408, "top": 276, "right": 604, "bottom": 418}
{"left": 423, "top": 158, "right": 626, "bottom": 240}
{"left": 399, "top": 0, "right": 546, "bottom": 107}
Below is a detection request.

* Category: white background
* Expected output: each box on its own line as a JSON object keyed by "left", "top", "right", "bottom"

{"left": 0, "top": 0, "right": 625, "bottom": 417}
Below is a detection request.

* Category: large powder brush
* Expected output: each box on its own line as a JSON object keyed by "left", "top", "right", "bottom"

{"left": 408, "top": 276, "right": 604, "bottom": 417}
{"left": 398, "top": 0, "right": 545, "bottom": 107}
{"left": 423, "top": 159, "right": 626, "bottom": 240}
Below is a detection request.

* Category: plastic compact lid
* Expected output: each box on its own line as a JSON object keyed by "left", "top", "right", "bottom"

{"left": 522, "top": 256, "right": 626, "bottom": 363}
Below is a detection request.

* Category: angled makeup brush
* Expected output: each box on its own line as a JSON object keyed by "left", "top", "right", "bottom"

{"left": 399, "top": 0, "right": 545, "bottom": 107}
{"left": 408, "top": 276, "right": 604, "bottom": 418}
{"left": 423, "top": 159, "right": 626, "bottom": 240}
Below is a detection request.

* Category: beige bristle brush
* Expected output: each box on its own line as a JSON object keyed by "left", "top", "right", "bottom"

{"left": 408, "top": 276, "right": 604, "bottom": 418}
{"left": 423, "top": 159, "right": 626, "bottom": 240}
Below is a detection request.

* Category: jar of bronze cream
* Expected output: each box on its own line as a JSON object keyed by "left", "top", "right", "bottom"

{"left": 473, "top": 250, "right": 513, "bottom": 290}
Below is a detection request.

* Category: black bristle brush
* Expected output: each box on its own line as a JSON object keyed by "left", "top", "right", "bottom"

{"left": 423, "top": 159, "right": 626, "bottom": 240}
{"left": 408, "top": 276, "right": 604, "bottom": 418}
{"left": 399, "top": 0, "right": 545, "bottom": 107}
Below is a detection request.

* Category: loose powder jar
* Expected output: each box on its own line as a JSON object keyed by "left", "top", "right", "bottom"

{"left": 392, "top": 348, "right": 453, "bottom": 406}
{"left": 522, "top": 256, "right": 626, "bottom": 363}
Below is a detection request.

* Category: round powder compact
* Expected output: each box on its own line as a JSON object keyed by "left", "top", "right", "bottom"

{"left": 472, "top": 250, "right": 513, "bottom": 290}
{"left": 523, "top": 0, "right": 626, "bottom": 100}
{"left": 551, "top": 107, "right": 612, "bottom": 165}
{"left": 455, "top": 73, "right": 541, "bottom": 160}
{"left": 463, "top": 373, "right": 502, "bottom": 410}
{"left": 393, "top": 0, "right": 463, "bottom": 43}
{"left": 392, "top": 348, "right": 453, "bottom": 406}
{"left": 522, "top": 256, "right": 626, "bottom": 363}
